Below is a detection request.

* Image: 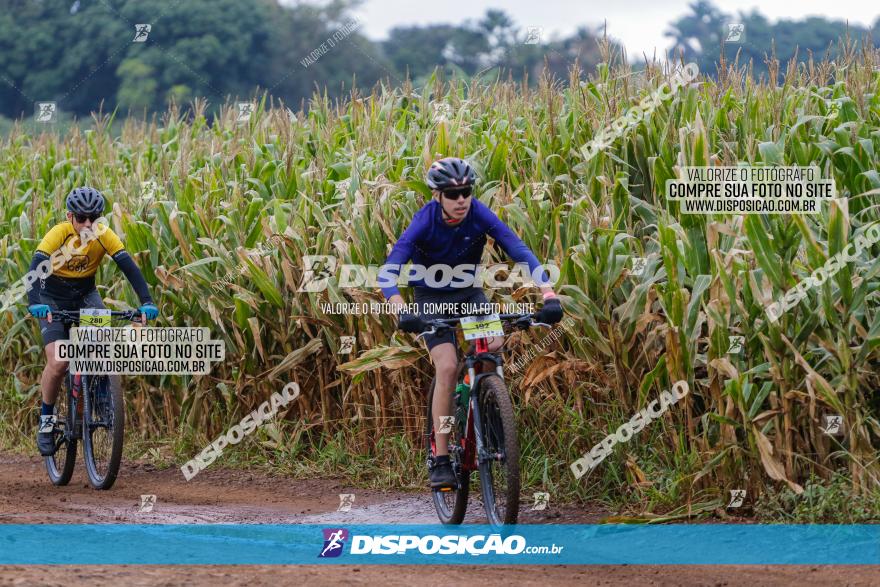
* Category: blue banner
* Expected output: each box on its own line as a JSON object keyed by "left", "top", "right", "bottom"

{"left": 1, "top": 524, "right": 877, "bottom": 565}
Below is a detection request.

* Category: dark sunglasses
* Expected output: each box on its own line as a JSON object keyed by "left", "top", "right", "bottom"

{"left": 440, "top": 187, "right": 473, "bottom": 200}
{"left": 74, "top": 213, "right": 101, "bottom": 223}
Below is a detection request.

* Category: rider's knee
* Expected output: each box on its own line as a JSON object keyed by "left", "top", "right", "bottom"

{"left": 435, "top": 357, "right": 458, "bottom": 379}
{"left": 46, "top": 361, "right": 67, "bottom": 377}
{"left": 44, "top": 351, "right": 68, "bottom": 376}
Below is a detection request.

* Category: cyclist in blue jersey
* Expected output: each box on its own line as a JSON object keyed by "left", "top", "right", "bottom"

{"left": 382, "top": 157, "right": 563, "bottom": 488}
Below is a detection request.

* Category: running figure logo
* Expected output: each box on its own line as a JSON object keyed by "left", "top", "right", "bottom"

{"left": 727, "top": 336, "right": 744, "bottom": 354}
{"left": 532, "top": 492, "right": 550, "bottom": 511}
{"left": 727, "top": 489, "right": 746, "bottom": 508}
{"left": 139, "top": 494, "right": 156, "bottom": 513}
{"left": 319, "top": 528, "right": 349, "bottom": 558}
{"left": 334, "top": 178, "right": 351, "bottom": 200}
{"left": 237, "top": 102, "right": 254, "bottom": 122}
{"left": 823, "top": 415, "right": 842, "bottom": 435}
{"left": 337, "top": 493, "right": 355, "bottom": 512}
{"left": 141, "top": 180, "right": 158, "bottom": 201}
{"left": 631, "top": 257, "right": 647, "bottom": 277}
{"left": 35, "top": 102, "right": 57, "bottom": 123}
{"left": 338, "top": 336, "right": 355, "bottom": 355}
{"left": 299, "top": 255, "right": 337, "bottom": 292}
{"left": 432, "top": 102, "right": 452, "bottom": 123}
{"left": 725, "top": 23, "right": 745, "bottom": 43}
{"left": 524, "top": 26, "right": 543, "bottom": 45}
{"left": 133, "top": 24, "right": 151, "bottom": 42}
{"left": 531, "top": 182, "right": 550, "bottom": 201}
{"left": 438, "top": 416, "right": 456, "bottom": 434}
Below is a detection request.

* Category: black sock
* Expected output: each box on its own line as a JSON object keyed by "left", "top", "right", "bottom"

{"left": 435, "top": 455, "right": 450, "bottom": 465}
{"left": 41, "top": 402, "right": 55, "bottom": 416}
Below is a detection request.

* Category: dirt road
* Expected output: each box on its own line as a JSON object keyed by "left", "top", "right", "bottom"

{"left": 1, "top": 451, "right": 877, "bottom": 586}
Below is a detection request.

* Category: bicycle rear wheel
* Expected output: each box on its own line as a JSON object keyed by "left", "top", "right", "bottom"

{"left": 82, "top": 375, "right": 124, "bottom": 490}
{"left": 476, "top": 374, "right": 520, "bottom": 526}
{"left": 45, "top": 375, "right": 77, "bottom": 486}
{"left": 425, "top": 376, "right": 470, "bottom": 524}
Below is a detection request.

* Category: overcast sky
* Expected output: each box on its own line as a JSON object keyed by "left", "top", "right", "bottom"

{"left": 350, "top": 0, "right": 879, "bottom": 58}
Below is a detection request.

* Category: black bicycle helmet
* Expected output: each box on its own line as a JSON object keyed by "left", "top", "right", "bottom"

{"left": 426, "top": 157, "right": 476, "bottom": 191}
{"left": 66, "top": 186, "right": 105, "bottom": 215}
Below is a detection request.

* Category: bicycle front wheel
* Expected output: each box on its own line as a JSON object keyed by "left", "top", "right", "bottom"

{"left": 45, "top": 376, "right": 77, "bottom": 486}
{"left": 82, "top": 375, "right": 124, "bottom": 490}
{"left": 475, "top": 374, "right": 520, "bottom": 526}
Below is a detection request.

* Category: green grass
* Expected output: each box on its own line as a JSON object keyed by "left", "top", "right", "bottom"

{"left": 756, "top": 472, "right": 880, "bottom": 522}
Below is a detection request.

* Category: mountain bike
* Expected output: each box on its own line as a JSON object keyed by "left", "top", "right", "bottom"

{"left": 414, "top": 311, "right": 549, "bottom": 526}
{"left": 43, "top": 309, "right": 144, "bottom": 490}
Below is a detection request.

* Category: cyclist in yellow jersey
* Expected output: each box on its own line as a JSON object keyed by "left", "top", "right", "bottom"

{"left": 26, "top": 187, "right": 158, "bottom": 456}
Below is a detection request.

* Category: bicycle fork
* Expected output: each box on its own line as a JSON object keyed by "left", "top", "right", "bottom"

{"left": 468, "top": 337, "right": 504, "bottom": 467}
{"left": 69, "top": 373, "right": 84, "bottom": 439}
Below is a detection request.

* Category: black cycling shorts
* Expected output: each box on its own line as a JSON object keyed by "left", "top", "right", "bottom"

{"left": 38, "top": 289, "right": 105, "bottom": 346}
{"left": 412, "top": 287, "right": 492, "bottom": 351}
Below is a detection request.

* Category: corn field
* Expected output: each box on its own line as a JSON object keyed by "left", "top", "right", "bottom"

{"left": 2, "top": 42, "right": 880, "bottom": 514}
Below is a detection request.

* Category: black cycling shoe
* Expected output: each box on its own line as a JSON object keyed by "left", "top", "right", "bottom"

{"left": 37, "top": 415, "right": 58, "bottom": 457}
{"left": 430, "top": 460, "right": 457, "bottom": 489}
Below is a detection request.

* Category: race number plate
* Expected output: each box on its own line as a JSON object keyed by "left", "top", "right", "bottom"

{"left": 460, "top": 314, "right": 503, "bottom": 340}
{"left": 79, "top": 308, "right": 111, "bottom": 327}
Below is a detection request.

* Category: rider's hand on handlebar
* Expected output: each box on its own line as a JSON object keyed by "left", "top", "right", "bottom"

{"left": 28, "top": 304, "right": 51, "bottom": 319}
{"left": 398, "top": 312, "right": 426, "bottom": 334}
{"left": 138, "top": 303, "right": 159, "bottom": 320}
{"left": 535, "top": 297, "right": 563, "bottom": 324}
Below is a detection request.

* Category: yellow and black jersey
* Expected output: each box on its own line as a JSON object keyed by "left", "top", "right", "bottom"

{"left": 26, "top": 218, "right": 154, "bottom": 307}
{"left": 36, "top": 221, "right": 126, "bottom": 279}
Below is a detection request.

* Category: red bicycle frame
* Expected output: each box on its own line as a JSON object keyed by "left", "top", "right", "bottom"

{"left": 459, "top": 335, "right": 491, "bottom": 471}
{"left": 430, "top": 334, "right": 491, "bottom": 472}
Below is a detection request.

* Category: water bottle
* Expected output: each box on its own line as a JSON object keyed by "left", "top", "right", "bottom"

{"left": 455, "top": 382, "right": 469, "bottom": 405}
{"left": 454, "top": 383, "right": 469, "bottom": 426}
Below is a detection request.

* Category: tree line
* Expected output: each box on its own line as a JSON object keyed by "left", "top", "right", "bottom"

{"left": 0, "top": 0, "right": 877, "bottom": 120}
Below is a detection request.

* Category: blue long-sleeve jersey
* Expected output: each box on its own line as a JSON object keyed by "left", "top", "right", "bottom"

{"left": 380, "top": 199, "right": 548, "bottom": 298}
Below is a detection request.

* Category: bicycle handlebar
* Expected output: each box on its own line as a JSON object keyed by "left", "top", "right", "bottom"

{"left": 412, "top": 312, "right": 550, "bottom": 341}
{"left": 46, "top": 309, "right": 148, "bottom": 324}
